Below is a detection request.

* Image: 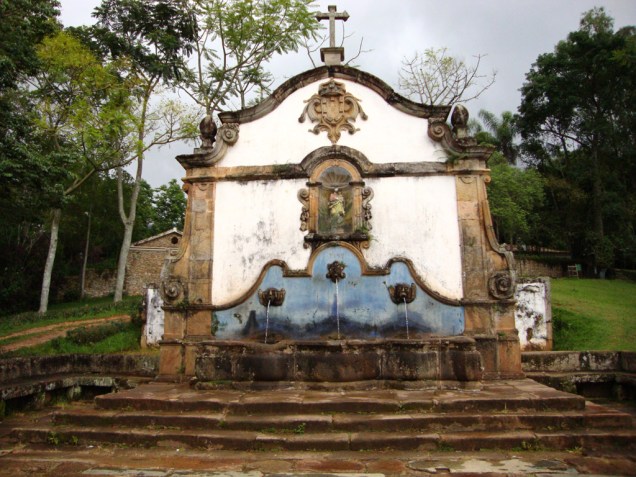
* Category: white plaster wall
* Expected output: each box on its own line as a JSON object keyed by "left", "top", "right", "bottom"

{"left": 220, "top": 79, "right": 444, "bottom": 167}
{"left": 212, "top": 179, "right": 311, "bottom": 303}
{"left": 144, "top": 287, "right": 164, "bottom": 346}
{"left": 365, "top": 176, "right": 463, "bottom": 300}
{"left": 515, "top": 280, "right": 551, "bottom": 350}
{"left": 212, "top": 176, "right": 463, "bottom": 305}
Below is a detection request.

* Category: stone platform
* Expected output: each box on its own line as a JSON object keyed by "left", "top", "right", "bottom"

{"left": 7, "top": 379, "right": 636, "bottom": 454}
{"left": 192, "top": 337, "right": 483, "bottom": 383}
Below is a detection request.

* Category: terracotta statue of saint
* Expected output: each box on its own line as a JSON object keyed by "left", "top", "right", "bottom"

{"left": 328, "top": 188, "right": 345, "bottom": 218}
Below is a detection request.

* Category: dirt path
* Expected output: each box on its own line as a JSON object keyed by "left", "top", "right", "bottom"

{"left": 0, "top": 315, "right": 131, "bottom": 353}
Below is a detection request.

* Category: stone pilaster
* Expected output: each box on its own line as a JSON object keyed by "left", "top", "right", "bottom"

{"left": 455, "top": 173, "right": 522, "bottom": 379}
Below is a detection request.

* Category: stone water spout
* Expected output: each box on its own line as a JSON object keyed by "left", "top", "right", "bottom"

{"left": 258, "top": 288, "right": 285, "bottom": 343}
{"left": 389, "top": 283, "right": 416, "bottom": 339}
{"left": 326, "top": 261, "right": 346, "bottom": 339}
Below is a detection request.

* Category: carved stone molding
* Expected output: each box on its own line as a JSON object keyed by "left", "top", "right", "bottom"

{"left": 297, "top": 188, "right": 310, "bottom": 232}
{"left": 218, "top": 123, "right": 239, "bottom": 145}
{"left": 218, "top": 66, "right": 449, "bottom": 125}
{"left": 161, "top": 277, "right": 188, "bottom": 304}
{"left": 488, "top": 271, "right": 515, "bottom": 300}
{"left": 299, "top": 79, "right": 367, "bottom": 144}
{"left": 361, "top": 186, "right": 374, "bottom": 228}
{"left": 427, "top": 105, "right": 492, "bottom": 160}
{"left": 177, "top": 123, "right": 240, "bottom": 169}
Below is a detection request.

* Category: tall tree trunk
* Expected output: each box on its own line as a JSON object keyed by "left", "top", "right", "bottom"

{"left": 113, "top": 162, "right": 143, "bottom": 302}
{"left": 592, "top": 147, "right": 604, "bottom": 239}
{"left": 113, "top": 89, "right": 147, "bottom": 302}
{"left": 38, "top": 208, "right": 62, "bottom": 314}
{"left": 113, "top": 216, "right": 135, "bottom": 302}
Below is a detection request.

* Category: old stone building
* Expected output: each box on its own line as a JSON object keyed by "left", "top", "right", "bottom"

{"left": 125, "top": 229, "right": 182, "bottom": 296}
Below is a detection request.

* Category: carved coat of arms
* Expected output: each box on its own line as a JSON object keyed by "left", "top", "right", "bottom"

{"left": 299, "top": 80, "right": 367, "bottom": 144}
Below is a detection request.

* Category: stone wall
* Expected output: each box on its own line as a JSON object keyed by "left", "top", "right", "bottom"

{"left": 85, "top": 269, "right": 117, "bottom": 297}
{"left": 0, "top": 354, "right": 159, "bottom": 385}
{"left": 515, "top": 258, "right": 564, "bottom": 278}
{"left": 59, "top": 269, "right": 116, "bottom": 300}
{"left": 125, "top": 249, "right": 168, "bottom": 296}
{"left": 125, "top": 230, "right": 182, "bottom": 296}
{"left": 522, "top": 351, "right": 636, "bottom": 399}
{"left": 63, "top": 231, "right": 182, "bottom": 299}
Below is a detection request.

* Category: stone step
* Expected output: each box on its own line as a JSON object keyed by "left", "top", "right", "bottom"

{"left": 52, "top": 406, "right": 628, "bottom": 433}
{"left": 11, "top": 425, "right": 636, "bottom": 452}
{"left": 94, "top": 380, "right": 586, "bottom": 414}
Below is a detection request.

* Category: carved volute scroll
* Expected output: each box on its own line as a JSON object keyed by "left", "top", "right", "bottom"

{"left": 299, "top": 79, "right": 368, "bottom": 144}
{"left": 298, "top": 158, "right": 373, "bottom": 251}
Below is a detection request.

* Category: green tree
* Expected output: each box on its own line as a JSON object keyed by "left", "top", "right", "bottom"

{"left": 182, "top": 0, "right": 318, "bottom": 113}
{"left": 398, "top": 47, "right": 496, "bottom": 105}
{"left": 0, "top": 0, "right": 62, "bottom": 238}
{"left": 92, "top": 0, "right": 200, "bottom": 302}
{"left": 29, "top": 31, "right": 133, "bottom": 313}
{"left": 486, "top": 152, "right": 544, "bottom": 245}
{"left": 517, "top": 8, "right": 636, "bottom": 270}
{"left": 58, "top": 172, "right": 155, "bottom": 282}
{"left": 92, "top": 0, "right": 319, "bottom": 301}
{"left": 472, "top": 110, "right": 519, "bottom": 165}
{"left": 151, "top": 179, "right": 186, "bottom": 234}
{"left": 0, "top": 0, "right": 63, "bottom": 314}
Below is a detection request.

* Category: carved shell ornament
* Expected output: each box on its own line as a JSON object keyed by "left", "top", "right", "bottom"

{"left": 299, "top": 80, "right": 368, "bottom": 144}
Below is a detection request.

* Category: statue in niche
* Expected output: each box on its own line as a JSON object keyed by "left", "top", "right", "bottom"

{"left": 298, "top": 159, "right": 373, "bottom": 250}
{"left": 329, "top": 189, "right": 345, "bottom": 219}
{"left": 319, "top": 167, "right": 352, "bottom": 235}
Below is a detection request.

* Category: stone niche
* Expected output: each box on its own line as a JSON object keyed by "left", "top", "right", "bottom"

{"left": 158, "top": 66, "right": 522, "bottom": 383}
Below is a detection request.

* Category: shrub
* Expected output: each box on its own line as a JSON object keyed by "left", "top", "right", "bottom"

{"left": 67, "top": 321, "right": 129, "bottom": 345}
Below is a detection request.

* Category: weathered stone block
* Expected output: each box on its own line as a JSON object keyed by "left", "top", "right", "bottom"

{"left": 497, "top": 335, "right": 523, "bottom": 378}
{"left": 159, "top": 342, "right": 183, "bottom": 377}
{"left": 382, "top": 350, "right": 437, "bottom": 380}
{"left": 457, "top": 200, "right": 479, "bottom": 219}
{"left": 455, "top": 177, "right": 478, "bottom": 201}
{"left": 297, "top": 352, "right": 380, "bottom": 381}
{"left": 464, "top": 305, "right": 492, "bottom": 333}
{"left": 184, "top": 344, "right": 197, "bottom": 376}
{"left": 189, "top": 260, "right": 210, "bottom": 279}
{"left": 163, "top": 311, "right": 184, "bottom": 339}
{"left": 186, "top": 311, "right": 212, "bottom": 336}
{"left": 621, "top": 352, "right": 636, "bottom": 372}
{"left": 236, "top": 354, "right": 294, "bottom": 381}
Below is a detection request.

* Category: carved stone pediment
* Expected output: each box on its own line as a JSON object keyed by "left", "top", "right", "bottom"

{"left": 299, "top": 79, "right": 367, "bottom": 144}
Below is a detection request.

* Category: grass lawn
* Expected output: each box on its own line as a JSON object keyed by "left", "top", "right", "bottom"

{"left": 551, "top": 278, "right": 636, "bottom": 351}
{"left": 0, "top": 295, "right": 141, "bottom": 338}
{"left": 3, "top": 321, "right": 143, "bottom": 357}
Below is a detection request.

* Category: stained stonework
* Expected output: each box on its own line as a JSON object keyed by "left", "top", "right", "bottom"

{"left": 125, "top": 229, "right": 182, "bottom": 296}
{"left": 159, "top": 65, "right": 522, "bottom": 381}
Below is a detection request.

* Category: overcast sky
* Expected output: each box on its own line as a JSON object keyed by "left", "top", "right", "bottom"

{"left": 58, "top": 0, "right": 636, "bottom": 187}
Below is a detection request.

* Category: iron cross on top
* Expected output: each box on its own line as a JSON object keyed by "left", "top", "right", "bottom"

{"left": 316, "top": 5, "right": 349, "bottom": 48}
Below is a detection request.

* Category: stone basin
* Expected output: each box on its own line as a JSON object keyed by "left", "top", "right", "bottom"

{"left": 194, "top": 336, "right": 483, "bottom": 384}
